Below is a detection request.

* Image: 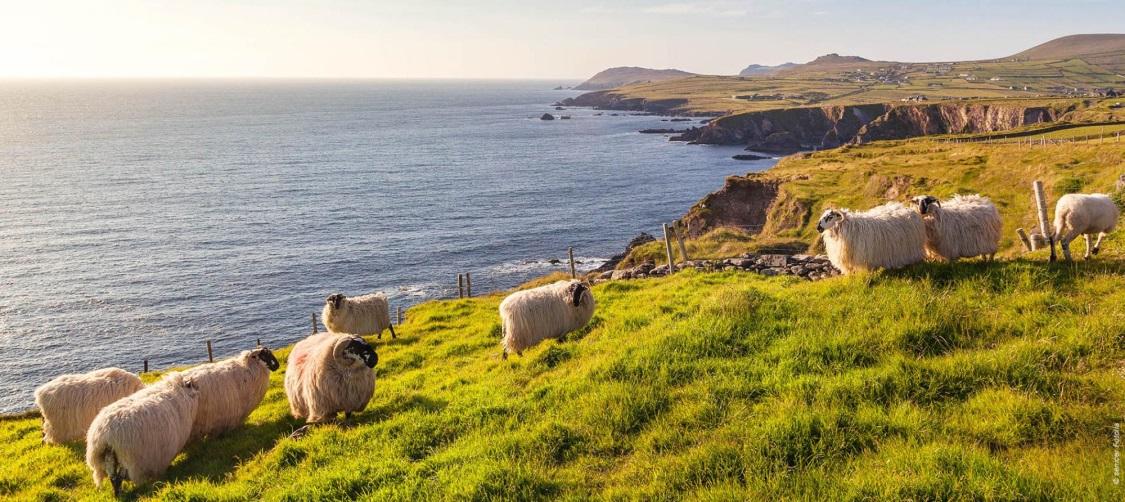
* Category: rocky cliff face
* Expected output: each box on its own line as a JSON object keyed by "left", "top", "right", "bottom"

{"left": 680, "top": 176, "right": 781, "bottom": 238}
{"left": 676, "top": 102, "right": 1061, "bottom": 153}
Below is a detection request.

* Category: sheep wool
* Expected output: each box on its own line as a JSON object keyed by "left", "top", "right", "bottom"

{"left": 499, "top": 280, "right": 595, "bottom": 357}
{"left": 817, "top": 202, "right": 926, "bottom": 275}
{"left": 34, "top": 367, "right": 145, "bottom": 444}
{"left": 323, "top": 292, "right": 396, "bottom": 339}
{"left": 182, "top": 348, "right": 279, "bottom": 439}
{"left": 284, "top": 333, "right": 377, "bottom": 423}
{"left": 85, "top": 372, "right": 199, "bottom": 496}
{"left": 1053, "top": 193, "right": 1120, "bottom": 261}
{"left": 913, "top": 194, "right": 1001, "bottom": 261}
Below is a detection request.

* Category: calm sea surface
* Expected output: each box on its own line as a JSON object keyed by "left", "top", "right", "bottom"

{"left": 0, "top": 79, "right": 774, "bottom": 412}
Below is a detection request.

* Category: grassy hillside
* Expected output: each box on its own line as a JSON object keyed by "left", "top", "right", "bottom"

{"left": 2, "top": 259, "right": 1124, "bottom": 500}
{"left": 621, "top": 138, "right": 1125, "bottom": 268}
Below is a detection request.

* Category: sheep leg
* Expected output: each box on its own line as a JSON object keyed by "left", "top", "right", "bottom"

{"left": 289, "top": 424, "right": 313, "bottom": 439}
{"left": 1058, "top": 228, "right": 1081, "bottom": 261}
{"left": 501, "top": 351, "right": 508, "bottom": 360}
{"left": 387, "top": 324, "right": 397, "bottom": 339}
{"left": 1092, "top": 232, "right": 1106, "bottom": 256}
{"left": 1083, "top": 234, "right": 1092, "bottom": 259}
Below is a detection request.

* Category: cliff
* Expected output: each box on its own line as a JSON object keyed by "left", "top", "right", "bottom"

{"left": 557, "top": 90, "right": 715, "bottom": 116}
{"left": 678, "top": 101, "right": 1073, "bottom": 153}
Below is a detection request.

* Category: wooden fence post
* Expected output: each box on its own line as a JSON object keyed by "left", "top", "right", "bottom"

{"left": 257, "top": 338, "right": 261, "bottom": 347}
{"left": 662, "top": 223, "right": 676, "bottom": 274}
{"left": 1015, "top": 228, "right": 1033, "bottom": 252}
{"left": 206, "top": 340, "right": 214, "bottom": 363}
{"left": 143, "top": 359, "right": 149, "bottom": 373}
{"left": 466, "top": 273, "right": 472, "bottom": 298}
{"left": 673, "top": 221, "right": 690, "bottom": 265}
{"left": 398, "top": 306, "right": 404, "bottom": 324}
{"left": 568, "top": 247, "right": 577, "bottom": 279}
{"left": 458, "top": 274, "right": 464, "bottom": 299}
{"left": 1032, "top": 180, "right": 1054, "bottom": 260}
{"left": 311, "top": 312, "right": 318, "bottom": 334}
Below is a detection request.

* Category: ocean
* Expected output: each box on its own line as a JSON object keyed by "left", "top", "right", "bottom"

{"left": 0, "top": 79, "right": 774, "bottom": 412}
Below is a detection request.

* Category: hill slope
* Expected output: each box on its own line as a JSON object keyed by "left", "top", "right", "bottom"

{"left": 573, "top": 66, "right": 696, "bottom": 91}
{"left": 738, "top": 63, "right": 797, "bottom": 77}
{"left": 1008, "top": 33, "right": 1125, "bottom": 60}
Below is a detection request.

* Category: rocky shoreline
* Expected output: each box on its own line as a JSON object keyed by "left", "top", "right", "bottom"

{"left": 589, "top": 253, "right": 841, "bottom": 283}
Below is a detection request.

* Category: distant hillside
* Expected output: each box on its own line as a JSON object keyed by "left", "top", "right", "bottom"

{"left": 1006, "top": 33, "right": 1125, "bottom": 73}
{"left": 573, "top": 67, "right": 696, "bottom": 91}
{"left": 738, "top": 63, "right": 797, "bottom": 77}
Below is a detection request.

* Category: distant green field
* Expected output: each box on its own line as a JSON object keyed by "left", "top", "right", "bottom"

{"left": 605, "top": 56, "right": 1124, "bottom": 115}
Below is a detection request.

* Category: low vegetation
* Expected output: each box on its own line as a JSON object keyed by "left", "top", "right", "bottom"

{"left": 2, "top": 259, "right": 1122, "bottom": 500}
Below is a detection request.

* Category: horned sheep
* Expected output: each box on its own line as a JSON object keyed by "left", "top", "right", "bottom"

{"left": 85, "top": 372, "right": 199, "bottom": 496}
{"left": 912, "top": 194, "right": 1002, "bottom": 261}
{"left": 34, "top": 367, "right": 145, "bottom": 444}
{"left": 498, "top": 280, "right": 595, "bottom": 358}
{"left": 323, "top": 293, "right": 397, "bottom": 339}
{"left": 181, "top": 347, "right": 279, "bottom": 439}
{"left": 284, "top": 333, "right": 378, "bottom": 424}
{"left": 815, "top": 202, "right": 927, "bottom": 275}
{"left": 1051, "top": 193, "right": 1119, "bottom": 261}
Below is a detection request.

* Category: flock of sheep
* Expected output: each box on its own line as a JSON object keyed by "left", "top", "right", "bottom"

{"left": 24, "top": 187, "right": 1119, "bottom": 497}
{"left": 816, "top": 192, "right": 1119, "bottom": 274}
{"left": 31, "top": 281, "right": 599, "bottom": 497}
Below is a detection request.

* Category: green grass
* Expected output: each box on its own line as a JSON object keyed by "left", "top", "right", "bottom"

{"left": 3, "top": 260, "right": 1124, "bottom": 500}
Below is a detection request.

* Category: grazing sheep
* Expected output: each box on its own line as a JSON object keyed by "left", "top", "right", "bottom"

{"left": 323, "top": 293, "right": 397, "bottom": 339}
{"left": 34, "top": 368, "right": 145, "bottom": 444}
{"left": 499, "top": 280, "right": 595, "bottom": 358}
{"left": 284, "top": 333, "right": 377, "bottom": 424}
{"left": 1051, "top": 193, "right": 1120, "bottom": 261}
{"left": 182, "top": 347, "right": 279, "bottom": 439}
{"left": 86, "top": 372, "right": 199, "bottom": 497}
{"left": 815, "top": 202, "right": 926, "bottom": 275}
{"left": 912, "top": 194, "right": 1002, "bottom": 261}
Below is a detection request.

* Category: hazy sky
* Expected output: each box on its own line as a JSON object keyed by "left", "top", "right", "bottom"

{"left": 1, "top": 0, "right": 1121, "bottom": 79}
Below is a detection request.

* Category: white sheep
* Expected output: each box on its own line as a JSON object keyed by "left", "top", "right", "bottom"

{"left": 499, "top": 280, "right": 595, "bottom": 358}
{"left": 181, "top": 347, "right": 279, "bottom": 439}
{"left": 815, "top": 202, "right": 926, "bottom": 275}
{"left": 34, "top": 367, "right": 145, "bottom": 445}
{"left": 284, "top": 333, "right": 377, "bottom": 424}
{"left": 911, "top": 194, "right": 1002, "bottom": 261}
{"left": 86, "top": 372, "right": 199, "bottom": 496}
{"left": 323, "top": 293, "right": 397, "bottom": 339}
{"left": 1051, "top": 193, "right": 1119, "bottom": 261}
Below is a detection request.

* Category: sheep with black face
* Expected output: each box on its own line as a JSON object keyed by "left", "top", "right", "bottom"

{"left": 181, "top": 347, "right": 280, "bottom": 439}
{"left": 911, "top": 194, "right": 1001, "bottom": 262}
{"left": 816, "top": 201, "right": 926, "bottom": 275}
{"left": 284, "top": 333, "right": 378, "bottom": 424}
{"left": 499, "top": 279, "right": 595, "bottom": 358}
{"left": 323, "top": 292, "right": 396, "bottom": 339}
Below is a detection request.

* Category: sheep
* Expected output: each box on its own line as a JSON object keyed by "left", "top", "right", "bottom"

{"left": 1051, "top": 193, "right": 1120, "bottom": 261}
{"left": 323, "top": 292, "right": 397, "bottom": 339}
{"left": 86, "top": 372, "right": 199, "bottom": 497}
{"left": 499, "top": 279, "right": 595, "bottom": 358}
{"left": 181, "top": 347, "right": 279, "bottom": 439}
{"left": 284, "top": 333, "right": 378, "bottom": 425}
{"left": 34, "top": 367, "right": 146, "bottom": 445}
{"left": 815, "top": 202, "right": 926, "bottom": 275}
{"left": 911, "top": 194, "right": 1002, "bottom": 261}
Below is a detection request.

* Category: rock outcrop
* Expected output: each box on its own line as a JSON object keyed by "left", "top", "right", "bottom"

{"left": 557, "top": 91, "right": 714, "bottom": 116}
{"left": 574, "top": 67, "right": 696, "bottom": 91}
{"left": 593, "top": 233, "right": 658, "bottom": 273}
{"left": 590, "top": 253, "right": 841, "bottom": 283}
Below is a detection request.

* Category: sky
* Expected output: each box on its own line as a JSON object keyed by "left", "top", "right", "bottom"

{"left": 0, "top": 0, "right": 1122, "bottom": 79}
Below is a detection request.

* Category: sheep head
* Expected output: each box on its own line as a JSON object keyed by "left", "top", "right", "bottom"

{"left": 816, "top": 209, "right": 845, "bottom": 233}
{"left": 911, "top": 195, "right": 941, "bottom": 215}
{"left": 251, "top": 347, "right": 280, "bottom": 371}
{"left": 565, "top": 282, "right": 591, "bottom": 307}
{"left": 325, "top": 293, "right": 346, "bottom": 311}
{"left": 333, "top": 336, "right": 378, "bottom": 369}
